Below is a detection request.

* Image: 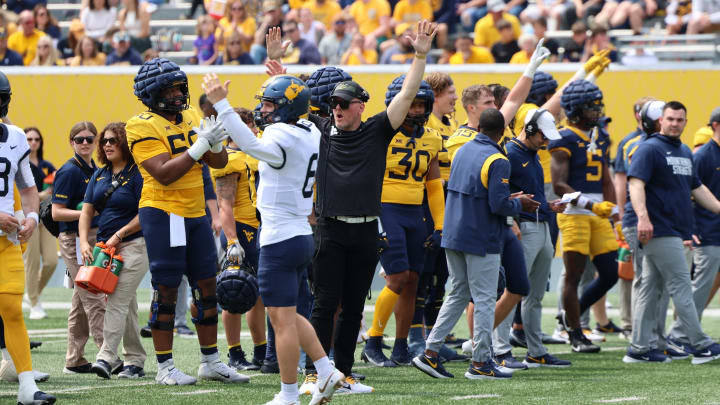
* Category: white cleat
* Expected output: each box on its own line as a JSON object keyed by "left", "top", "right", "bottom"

{"left": 28, "top": 304, "right": 47, "bottom": 320}
{"left": 336, "top": 375, "right": 374, "bottom": 394}
{"left": 155, "top": 360, "right": 197, "bottom": 385}
{"left": 583, "top": 329, "right": 606, "bottom": 342}
{"left": 309, "top": 369, "right": 345, "bottom": 405}
{"left": 551, "top": 330, "right": 570, "bottom": 344}
{"left": 299, "top": 373, "right": 317, "bottom": 395}
{"left": 17, "top": 374, "right": 55, "bottom": 404}
{"left": 263, "top": 393, "right": 297, "bottom": 405}
{"left": 0, "top": 360, "right": 49, "bottom": 382}
{"left": 198, "top": 357, "right": 250, "bottom": 383}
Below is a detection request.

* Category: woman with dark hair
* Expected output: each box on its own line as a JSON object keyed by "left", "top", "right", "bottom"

{"left": 70, "top": 35, "right": 106, "bottom": 66}
{"left": 80, "top": 0, "right": 117, "bottom": 42}
{"left": 22, "top": 127, "right": 57, "bottom": 321}
{"left": 52, "top": 121, "right": 106, "bottom": 375}
{"left": 117, "top": 0, "right": 151, "bottom": 52}
{"left": 33, "top": 4, "right": 60, "bottom": 40}
{"left": 78, "top": 122, "right": 148, "bottom": 380}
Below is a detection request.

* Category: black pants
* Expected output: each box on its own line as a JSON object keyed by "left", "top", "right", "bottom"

{"left": 309, "top": 217, "right": 378, "bottom": 376}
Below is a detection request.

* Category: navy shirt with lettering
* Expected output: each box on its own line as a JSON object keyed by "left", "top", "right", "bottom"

{"left": 52, "top": 154, "right": 98, "bottom": 233}
{"left": 505, "top": 138, "right": 551, "bottom": 222}
{"left": 84, "top": 163, "right": 143, "bottom": 242}
{"left": 627, "top": 134, "right": 700, "bottom": 239}
{"left": 693, "top": 138, "right": 720, "bottom": 245}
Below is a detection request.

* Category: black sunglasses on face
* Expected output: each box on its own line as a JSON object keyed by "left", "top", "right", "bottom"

{"left": 100, "top": 137, "right": 118, "bottom": 146}
{"left": 330, "top": 98, "right": 361, "bottom": 110}
{"left": 73, "top": 136, "right": 95, "bottom": 144}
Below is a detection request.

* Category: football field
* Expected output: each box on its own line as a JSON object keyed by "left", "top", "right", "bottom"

{"left": 6, "top": 287, "right": 720, "bottom": 405}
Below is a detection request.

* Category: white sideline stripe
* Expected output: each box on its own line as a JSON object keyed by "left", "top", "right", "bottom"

{"left": 0, "top": 382, "right": 157, "bottom": 396}
{"left": 596, "top": 397, "right": 646, "bottom": 403}
{"left": 172, "top": 390, "right": 219, "bottom": 395}
{"left": 452, "top": 394, "right": 501, "bottom": 400}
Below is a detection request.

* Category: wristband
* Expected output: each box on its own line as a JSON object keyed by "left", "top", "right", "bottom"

{"left": 188, "top": 137, "right": 211, "bottom": 161}
{"left": 576, "top": 195, "right": 590, "bottom": 209}
{"left": 415, "top": 53, "right": 427, "bottom": 60}
{"left": 26, "top": 212, "right": 38, "bottom": 224}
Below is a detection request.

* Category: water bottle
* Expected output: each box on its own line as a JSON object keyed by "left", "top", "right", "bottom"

{"left": 92, "top": 248, "right": 112, "bottom": 269}
{"left": 110, "top": 255, "right": 124, "bottom": 276}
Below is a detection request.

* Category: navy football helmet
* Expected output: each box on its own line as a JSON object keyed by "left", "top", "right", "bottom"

{"left": 306, "top": 67, "right": 352, "bottom": 117}
{"left": 216, "top": 261, "right": 259, "bottom": 315}
{"left": 527, "top": 71, "right": 557, "bottom": 107}
{"left": 133, "top": 58, "right": 189, "bottom": 113}
{"left": 253, "top": 75, "right": 310, "bottom": 129}
{"left": 385, "top": 75, "right": 435, "bottom": 128}
{"left": 561, "top": 80, "right": 604, "bottom": 126}
{"left": 0, "top": 71, "right": 11, "bottom": 118}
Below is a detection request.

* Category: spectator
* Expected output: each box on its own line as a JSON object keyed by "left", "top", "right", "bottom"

{"left": 305, "top": 0, "right": 342, "bottom": 29}
{"left": 117, "top": 0, "right": 151, "bottom": 53}
{"left": 349, "top": 0, "right": 391, "bottom": 50}
{"left": 490, "top": 19, "right": 520, "bottom": 62}
{"left": 509, "top": 33, "right": 537, "bottom": 63}
{"left": 583, "top": 24, "right": 617, "bottom": 62}
{"left": 474, "top": 0, "right": 522, "bottom": 48}
{"left": 52, "top": 121, "right": 105, "bottom": 375}
{"left": 33, "top": 4, "right": 60, "bottom": 41}
{"left": 8, "top": 10, "right": 46, "bottom": 65}
{"left": 433, "top": 0, "right": 459, "bottom": 34}
{"left": 299, "top": 7, "right": 325, "bottom": 45}
{"left": 379, "top": 25, "right": 415, "bottom": 64}
{"left": 22, "top": 127, "right": 57, "bottom": 321}
{"left": 29, "top": 35, "right": 61, "bottom": 65}
{"left": 0, "top": 28, "right": 24, "bottom": 66}
{"left": 665, "top": 0, "right": 692, "bottom": 34}
{"left": 341, "top": 32, "right": 378, "bottom": 64}
{"left": 563, "top": 0, "right": 605, "bottom": 29}
{"left": 504, "top": 0, "right": 529, "bottom": 16}
{"left": 0, "top": 13, "right": 17, "bottom": 38}
{"left": 217, "top": 30, "right": 255, "bottom": 64}
{"left": 193, "top": 15, "right": 219, "bottom": 65}
{"left": 183, "top": 0, "right": 206, "bottom": 20}
{"left": 532, "top": 17, "right": 558, "bottom": 60}
{"left": 100, "top": 25, "right": 120, "bottom": 55}
{"left": 217, "top": 0, "right": 255, "bottom": 54}
{"left": 392, "top": 0, "right": 433, "bottom": 33}
{"left": 280, "top": 19, "right": 322, "bottom": 64}
{"left": 519, "top": 0, "right": 559, "bottom": 29}
{"left": 6, "top": 0, "right": 45, "bottom": 15}
{"left": 105, "top": 31, "right": 142, "bottom": 65}
{"left": 450, "top": 33, "right": 494, "bottom": 63}
{"left": 250, "top": 0, "right": 283, "bottom": 64}
{"left": 57, "top": 19, "right": 84, "bottom": 61}
{"left": 687, "top": 0, "right": 720, "bottom": 33}
{"left": 80, "top": 0, "right": 117, "bottom": 42}
{"left": 141, "top": 47, "right": 158, "bottom": 61}
{"left": 561, "top": 21, "right": 587, "bottom": 61}
{"left": 80, "top": 122, "right": 148, "bottom": 380}
{"left": 70, "top": 35, "right": 106, "bottom": 65}
{"left": 318, "top": 13, "right": 352, "bottom": 64}
{"left": 459, "top": 0, "right": 489, "bottom": 32}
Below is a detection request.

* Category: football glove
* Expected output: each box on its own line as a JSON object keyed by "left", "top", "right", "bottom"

{"left": 614, "top": 222, "right": 625, "bottom": 242}
{"left": 591, "top": 201, "right": 616, "bottom": 218}
{"left": 424, "top": 230, "right": 442, "bottom": 250}
{"left": 584, "top": 49, "right": 610, "bottom": 73}
{"left": 226, "top": 238, "right": 245, "bottom": 264}
{"left": 194, "top": 116, "right": 227, "bottom": 147}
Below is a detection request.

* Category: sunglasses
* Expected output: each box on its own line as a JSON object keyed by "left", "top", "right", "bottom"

{"left": 100, "top": 137, "right": 118, "bottom": 146}
{"left": 330, "top": 97, "right": 362, "bottom": 110}
{"left": 27, "top": 137, "right": 40, "bottom": 142}
{"left": 73, "top": 136, "right": 95, "bottom": 144}
{"left": 335, "top": 20, "right": 347, "bottom": 24}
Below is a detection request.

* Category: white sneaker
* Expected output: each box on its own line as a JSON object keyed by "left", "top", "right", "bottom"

{"left": 22, "top": 294, "right": 30, "bottom": 307}
{"left": 29, "top": 304, "right": 47, "bottom": 320}
{"left": 198, "top": 357, "right": 250, "bottom": 383}
{"left": 299, "top": 373, "right": 317, "bottom": 395}
{"left": 0, "top": 359, "right": 49, "bottom": 382}
{"left": 336, "top": 375, "right": 374, "bottom": 394}
{"left": 583, "top": 329, "right": 606, "bottom": 342}
{"left": 309, "top": 369, "right": 344, "bottom": 405}
{"left": 461, "top": 340, "right": 473, "bottom": 356}
{"left": 155, "top": 360, "right": 197, "bottom": 385}
{"left": 552, "top": 330, "right": 570, "bottom": 344}
{"left": 264, "top": 393, "right": 297, "bottom": 405}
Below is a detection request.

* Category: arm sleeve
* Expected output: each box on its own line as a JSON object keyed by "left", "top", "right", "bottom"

{"left": 426, "top": 178, "right": 444, "bottom": 230}
{"left": 627, "top": 143, "right": 654, "bottom": 182}
{"left": 15, "top": 149, "right": 35, "bottom": 190}
{"left": 202, "top": 164, "right": 217, "bottom": 201}
{"left": 487, "top": 159, "right": 521, "bottom": 216}
{"left": 214, "top": 98, "right": 285, "bottom": 167}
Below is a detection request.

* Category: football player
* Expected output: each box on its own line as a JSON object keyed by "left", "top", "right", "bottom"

{"left": 549, "top": 79, "right": 619, "bottom": 353}
{"left": 127, "top": 58, "right": 247, "bottom": 385}
{"left": 204, "top": 72, "right": 344, "bottom": 405}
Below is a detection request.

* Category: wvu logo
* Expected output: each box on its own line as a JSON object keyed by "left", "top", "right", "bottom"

{"left": 243, "top": 229, "right": 255, "bottom": 243}
{"left": 284, "top": 83, "right": 305, "bottom": 101}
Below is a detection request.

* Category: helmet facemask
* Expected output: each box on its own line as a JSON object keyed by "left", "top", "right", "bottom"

{"left": 155, "top": 81, "right": 189, "bottom": 113}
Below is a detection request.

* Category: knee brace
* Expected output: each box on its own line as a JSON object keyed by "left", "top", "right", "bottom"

{"left": 150, "top": 287, "right": 176, "bottom": 331}
{"left": 191, "top": 283, "right": 218, "bottom": 326}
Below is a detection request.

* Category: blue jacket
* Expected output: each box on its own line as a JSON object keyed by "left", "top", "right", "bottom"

{"left": 443, "top": 133, "right": 521, "bottom": 256}
{"left": 622, "top": 133, "right": 648, "bottom": 229}
{"left": 693, "top": 138, "right": 720, "bottom": 246}
{"left": 505, "top": 138, "right": 551, "bottom": 223}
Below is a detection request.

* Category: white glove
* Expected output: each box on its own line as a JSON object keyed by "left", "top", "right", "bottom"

{"left": 226, "top": 238, "right": 245, "bottom": 264}
{"left": 194, "top": 116, "right": 227, "bottom": 146}
{"left": 523, "top": 38, "right": 551, "bottom": 78}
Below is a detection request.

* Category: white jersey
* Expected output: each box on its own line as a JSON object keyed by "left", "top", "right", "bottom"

{"left": 0, "top": 124, "right": 33, "bottom": 216}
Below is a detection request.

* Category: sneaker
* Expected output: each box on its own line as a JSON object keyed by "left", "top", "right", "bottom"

{"left": 593, "top": 320, "right": 623, "bottom": 334}
{"left": 0, "top": 359, "right": 49, "bottom": 382}
{"left": 29, "top": 304, "right": 47, "bottom": 320}
{"left": 461, "top": 340, "right": 472, "bottom": 355}
{"left": 583, "top": 329, "right": 606, "bottom": 342}
{"left": 247, "top": 357, "right": 262, "bottom": 371}
{"left": 494, "top": 351, "right": 528, "bottom": 373}
{"left": 91, "top": 360, "right": 114, "bottom": 380}
{"left": 509, "top": 329, "right": 528, "bottom": 348}
{"left": 17, "top": 389, "right": 55, "bottom": 405}
{"left": 361, "top": 338, "right": 396, "bottom": 367}
{"left": 444, "top": 334, "right": 467, "bottom": 348}
{"left": 555, "top": 310, "right": 570, "bottom": 332}
{"left": 664, "top": 347, "right": 689, "bottom": 360}
{"left": 412, "top": 354, "right": 454, "bottom": 378}
{"left": 309, "top": 368, "right": 344, "bottom": 405}
{"left": 336, "top": 375, "right": 374, "bottom": 394}
{"left": 261, "top": 360, "right": 280, "bottom": 374}
{"left": 63, "top": 363, "right": 92, "bottom": 374}
{"left": 390, "top": 341, "right": 412, "bottom": 366}
{"left": 464, "top": 361, "right": 512, "bottom": 380}
{"left": 523, "top": 353, "right": 572, "bottom": 368}
{"left": 29, "top": 341, "right": 42, "bottom": 350}
{"left": 300, "top": 373, "right": 317, "bottom": 395}
{"left": 140, "top": 326, "right": 152, "bottom": 338}
{"left": 667, "top": 337, "right": 693, "bottom": 355}
{"left": 542, "top": 332, "right": 567, "bottom": 345}
{"left": 156, "top": 360, "right": 197, "bottom": 385}
{"left": 571, "top": 332, "right": 601, "bottom": 353}
{"left": 692, "top": 342, "right": 720, "bottom": 365}
{"left": 174, "top": 325, "right": 195, "bottom": 336}
{"left": 622, "top": 349, "right": 670, "bottom": 363}
{"left": 264, "top": 393, "right": 297, "bottom": 405}
{"left": 199, "top": 357, "right": 250, "bottom": 383}
{"left": 439, "top": 345, "right": 469, "bottom": 363}
{"left": 118, "top": 365, "right": 145, "bottom": 379}
{"left": 551, "top": 330, "right": 570, "bottom": 344}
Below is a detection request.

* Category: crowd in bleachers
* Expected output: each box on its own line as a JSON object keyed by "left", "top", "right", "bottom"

{"left": 0, "top": 0, "right": 713, "bottom": 66}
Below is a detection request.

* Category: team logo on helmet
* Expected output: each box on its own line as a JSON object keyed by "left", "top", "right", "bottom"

{"left": 284, "top": 82, "right": 306, "bottom": 101}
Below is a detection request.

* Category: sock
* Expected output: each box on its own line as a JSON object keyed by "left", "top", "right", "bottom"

{"left": 392, "top": 338, "right": 408, "bottom": 356}
{"left": 1, "top": 348, "right": 9, "bottom": 362}
{"left": 229, "top": 343, "right": 244, "bottom": 361}
{"left": 408, "top": 325, "right": 424, "bottom": 344}
{"left": 368, "top": 287, "right": 400, "bottom": 337}
{"left": 313, "top": 356, "right": 333, "bottom": 379}
{"left": 0, "top": 294, "right": 30, "bottom": 373}
{"left": 156, "top": 350, "right": 172, "bottom": 364}
{"left": 201, "top": 344, "right": 218, "bottom": 356}
{"left": 18, "top": 371, "right": 38, "bottom": 399}
{"left": 280, "top": 382, "right": 299, "bottom": 402}
{"left": 253, "top": 341, "right": 267, "bottom": 361}
{"left": 409, "top": 295, "right": 425, "bottom": 343}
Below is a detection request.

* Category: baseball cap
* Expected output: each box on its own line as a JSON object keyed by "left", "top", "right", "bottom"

{"left": 262, "top": 0, "right": 278, "bottom": 12}
{"left": 331, "top": 81, "right": 369, "bottom": 102}
{"left": 709, "top": 106, "right": 720, "bottom": 125}
{"left": 524, "top": 109, "right": 561, "bottom": 140}
{"left": 487, "top": 0, "right": 505, "bottom": 13}
{"left": 113, "top": 31, "right": 130, "bottom": 43}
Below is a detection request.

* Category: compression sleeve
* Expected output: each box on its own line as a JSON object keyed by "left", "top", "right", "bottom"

{"left": 426, "top": 177, "right": 445, "bottom": 231}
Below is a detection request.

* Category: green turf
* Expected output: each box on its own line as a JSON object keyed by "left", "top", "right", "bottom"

{"left": 4, "top": 288, "right": 720, "bottom": 404}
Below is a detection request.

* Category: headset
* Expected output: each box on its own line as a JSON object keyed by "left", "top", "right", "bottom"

{"left": 525, "top": 108, "right": 547, "bottom": 137}
{"left": 640, "top": 100, "right": 664, "bottom": 134}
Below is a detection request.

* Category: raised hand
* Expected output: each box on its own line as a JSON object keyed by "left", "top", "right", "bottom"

{"left": 584, "top": 49, "right": 610, "bottom": 73}
{"left": 265, "top": 59, "right": 287, "bottom": 77}
{"left": 202, "top": 72, "right": 230, "bottom": 104}
{"left": 524, "top": 37, "right": 551, "bottom": 77}
{"left": 409, "top": 19, "right": 438, "bottom": 56}
{"left": 266, "top": 26, "right": 290, "bottom": 61}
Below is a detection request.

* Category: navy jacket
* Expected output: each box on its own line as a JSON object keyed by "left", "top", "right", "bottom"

{"left": 693, "top": 139, "right": 720, "bottom": 245}
{"left": 506, "top": 138, "right": 551, "bottom": 222}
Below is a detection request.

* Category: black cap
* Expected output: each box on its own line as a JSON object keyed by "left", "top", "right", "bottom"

{"left": 709, "top": 107, "right": 720, "bottom": 125}
{"left": 331, "top": 81, "right": 369, "bottom": 102}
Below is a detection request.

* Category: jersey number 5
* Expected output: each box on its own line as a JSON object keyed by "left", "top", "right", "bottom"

{"left": 389, "top": 147, "right": 431, "bottom": 182}
{"left": 586, "top": 150, "right": 603, "bottom": 182}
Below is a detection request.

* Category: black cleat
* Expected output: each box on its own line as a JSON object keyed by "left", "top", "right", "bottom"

{"left": 509, "top": 329, "right": 528, "bottom": 348}
{"left": 570, "top": 330, "right": 601, "bottom": 353}
{"left": 29, "top": 342, "right": 42, "bottom": 350}
{"left": 260, "top": 360, "right": 279, "bottom": 374}
{"left": 140, "top": 326, "right": 152, "bottom": 338}
{"left": 18, "top": 390, "right": 56, "bottom": 405}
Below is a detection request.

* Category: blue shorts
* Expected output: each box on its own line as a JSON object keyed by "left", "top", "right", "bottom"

{"left": 502, "top": 231, "right": 530, "bottom": 296}
{"left": 220, "top": 221, "right": 260, "bottom": 271}
{"left": 139, "top": 207, "right": 218, "bottom": 287}
{"left": 380, "top": 203, "right": 426, "bottom": 275}
{"left": 258, "top": 234, "right": 313, "bottom": 307}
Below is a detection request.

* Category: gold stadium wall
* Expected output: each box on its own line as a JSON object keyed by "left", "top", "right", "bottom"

{"left": 4, "top": 65, "right": 720, "bottom": 168}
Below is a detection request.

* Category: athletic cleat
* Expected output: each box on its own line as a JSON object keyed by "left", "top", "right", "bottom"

{"left": 555, "top": 310, "right": 570, "bottom": 332}
{"left": 199, "top": 357, "right": 250, "bottom": 383}
{"left": 461, "top": 340, "right": 473, "bottom": 355}
{"left": 509, "top": 329, "right": 528, "bottom": 348}
{"left": 29, "top": 342, "right": 42, "bottom": 350}
{"left": 464, "top": 361, "right": 512, "bottom": 380}
{"left": 263, "top": 393, "right": 297, "bottom": 405}
{"left": 300, "top": 373, "right": 317, "bottom": 395}
{"left": 543, "top": 332, "right": 567, "bottom": 344}
{"left": 664, "top": 347, "right": 689, "bottom": 360}
{"left": 692, "top": 342, "right": 720, "bottom": 365}
{"left": 494, "top": 351, "right": 528, "bottom": 372}
{"left": 622, "top": 349, "right": 670, "bottom": 363}
{"left": 361, "top": 338, "right": 396, "bottom": 367}
{"left": 174, "top": 325, "right": 195, "bottom": 336}
{"left": 62, "top": 363, "right": 92, "bottom": 374}
{"left": 583, "top": 329, "right": 606, "bottom": 342}
{"left": 261, "top": 360, "right": 280, "bottom": 374}
{"left": 0, "top": 360, "right": 49, "bottom": 382}
{"left": 247, "top": 357, "right": 263, "bottom": 371}
{"left": 523, "top": 354, "right": 572, "bottom": 368}
{"left": 551, "top": 330, "right": 570, "bottom": 344}
{"left": 444, "top": 334, "right": 467, "bottom": 348}
{"left": 140, "top": 326, "right": 152, "bottom": 338}
{"left": 593, "top": 320, "right": 624, "bottom": 334}
{"left": 118, "top": 365, "right": 145, "bottom": 379}
{"left": 336, "top": 375, "right": 374, "bottom": 394}
{"left": 309, "top": 368, "right": 344, "bottom": 405}
{"left": 571, "top": 332, "right": 601, "bottom": 353}
{"left": 228, "top": 351, "right": 253, "bottom": 371}
{"left": 412, "top": 354, "right": 454, "bottom": 378}
{"left": 17, "top": 390, "right": 56, "bottom": 405}
{"left": 390, "top": 350, "right": 412, "bottom": 366}
{"left": 155, "top": 360, "right": 197, "bottom": 385}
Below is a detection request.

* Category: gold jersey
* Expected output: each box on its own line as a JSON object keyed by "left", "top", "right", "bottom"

{"left": 426, "top": 113, "right": 457, "bottom": 182}
{"left": 211, "top": 148, "right": 259, "bottom": 228}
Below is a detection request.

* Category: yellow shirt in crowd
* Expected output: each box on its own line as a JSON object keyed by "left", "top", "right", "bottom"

{"left": 393, "top": 0, "right": 433, "bottom": 34}
{"left": 473, "top": 13, "right": 521, "bottom": 48}
{"left": 350, "top": 0, "right": 391, "bottom": 36}
{"left": 344, "top": 49, "right": 378, "bottom": 64}
{"left": 216, "top": 16, "right": 256, "bottom": 52}
{"left": 305, "top": 0, "right": 342, "bottom": 29}
{"left": 449, "top": 46, "right": 494, "bottom": 64}
{"left": 8, "top": 29, "right": 46, "bottom": 65}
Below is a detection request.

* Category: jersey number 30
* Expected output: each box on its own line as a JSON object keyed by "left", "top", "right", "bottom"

{"left": 389, "top": 147, "right": 430, "bottom": 182}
